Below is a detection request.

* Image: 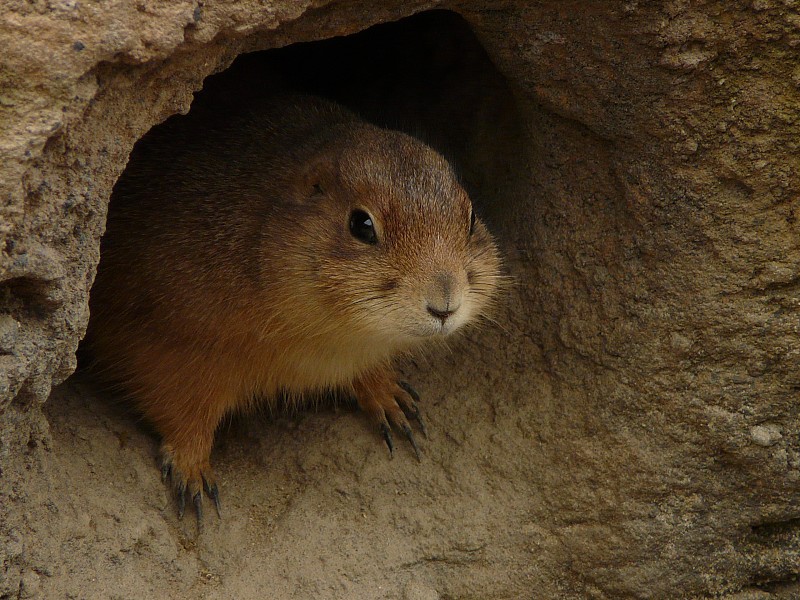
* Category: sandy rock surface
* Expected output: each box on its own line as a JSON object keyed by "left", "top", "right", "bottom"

{"left": 2, "top": 1, "right": 800, "bottom": 598}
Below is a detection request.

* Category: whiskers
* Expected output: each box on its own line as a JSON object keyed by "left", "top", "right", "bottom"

{"left": 464, "top": 268, "right": 514, "bottom": 336}
{"left": 338, "top": 290, "right": 413, "bottom": 335}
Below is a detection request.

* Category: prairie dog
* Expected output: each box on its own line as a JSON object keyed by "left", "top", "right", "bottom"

{"left": 84, "top": 95, "right": 501, "bottom": 518}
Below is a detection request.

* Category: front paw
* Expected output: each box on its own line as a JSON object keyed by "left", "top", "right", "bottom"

{"left": 159, "top": 443, "right": 221, "bottom": 525}
{"left": 352, "top": 367, "right": 427, "bottom": 460}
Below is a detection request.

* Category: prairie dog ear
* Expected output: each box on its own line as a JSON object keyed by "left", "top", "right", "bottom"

{"left": 293, "top": 148, "right": 341, "bottom": 203}
{"left": 303, "top": 170, "right": 336, "bottom": 202}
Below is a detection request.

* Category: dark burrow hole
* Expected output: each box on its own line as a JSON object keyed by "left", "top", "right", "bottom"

{"left": 76, "top": 9, "right": 525, "bottom": 453}
{"left": 65, "top": 5, "right": 530, "bottom": 454}
{"left": 80, "top": 8, "right": 524, "bottom": 372}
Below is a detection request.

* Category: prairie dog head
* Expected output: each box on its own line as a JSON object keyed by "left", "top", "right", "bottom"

{"left": 270, "top": 122, "right": 501, "bottom": 349}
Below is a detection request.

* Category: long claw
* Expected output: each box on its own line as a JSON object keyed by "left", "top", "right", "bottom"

{"left": 399, "top": 380, "right": 420, "bottom": 402}
{"left": 161, "top": 461, "right": 172, "bottom": 483}
{"left": 203, "top": 477, "right": 222, "bottom": 518}
{"left": 398, "top": 381, "right": 427, "bottom": 438}
{"left": 193, "top": 491, "right": 203, "bottom": 527}
{"left": 418, "top": 413, "right": 428, "bottom": 438}
{"left": 402, "top": 424, "right": 422, "bottom": 462}
{"left": 412, "top": 406, "right": 428, "bottom": 439}
{"left": 177, "top": 482, "right": 187, "bottom": 519}
{"left": 380, "top": 422, "right": 394, "bottom": 457}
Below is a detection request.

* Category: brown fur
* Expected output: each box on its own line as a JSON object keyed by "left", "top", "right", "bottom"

{"left": 84, "top": 95, "right": 501, "bottom": 512}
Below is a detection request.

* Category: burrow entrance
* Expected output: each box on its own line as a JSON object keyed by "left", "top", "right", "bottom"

{"left": 79, "top": 7, "right": 529, "bottom": 425}
{"left": 52, "top": 9, "right": 546, "bottom": 597}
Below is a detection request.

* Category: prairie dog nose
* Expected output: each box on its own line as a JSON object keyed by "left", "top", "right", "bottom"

{"left": 426, "top": 272, "right": 463, "bottom": 322}
{"left": 427, "top": 304, "right": 457, "bottom": 321}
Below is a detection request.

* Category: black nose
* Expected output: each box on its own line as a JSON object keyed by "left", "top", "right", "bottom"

{"left": 427, "top": 306, "right": 455, "bottom": 321}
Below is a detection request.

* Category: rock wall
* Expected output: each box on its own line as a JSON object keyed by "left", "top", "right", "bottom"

{"left": 2, "top": 1, "right": 799, "bottom": 598}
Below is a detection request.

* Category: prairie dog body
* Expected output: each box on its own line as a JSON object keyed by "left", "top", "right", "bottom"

{"left": 85, "top": 95, "right": 501, "bottom": 516}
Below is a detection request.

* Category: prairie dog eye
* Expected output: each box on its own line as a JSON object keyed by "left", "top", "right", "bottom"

{"left": 349, "top": 209, "right": 378, "bottom": 245}
{"left": 469, "top": 207, "right": 476, "bottom": 236}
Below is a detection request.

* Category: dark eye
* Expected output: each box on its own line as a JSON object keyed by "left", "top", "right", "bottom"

{"left": 469, "top": 208, "right": 476, "bottom": 236}
{"left": 349, "top": 209, "right": 377, "bottom": 245}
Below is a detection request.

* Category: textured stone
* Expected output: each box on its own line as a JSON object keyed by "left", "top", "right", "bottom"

{"left": 1, "top": 1, "right": 799, "bottom": 599}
